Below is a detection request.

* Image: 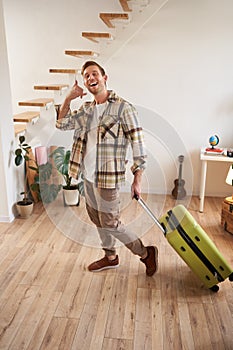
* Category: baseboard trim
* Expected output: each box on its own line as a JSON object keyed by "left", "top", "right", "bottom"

{"left": 0, "top": 214, "right": 15, "bottom": 223}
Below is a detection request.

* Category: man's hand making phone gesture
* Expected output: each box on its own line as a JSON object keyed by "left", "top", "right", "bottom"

{"left": 58, "top": 80, "right": 87, "bottom": 119}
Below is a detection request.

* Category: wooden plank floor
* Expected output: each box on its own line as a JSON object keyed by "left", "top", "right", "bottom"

{"left": 0, "top": 195, "right": 232, "bottom": 350}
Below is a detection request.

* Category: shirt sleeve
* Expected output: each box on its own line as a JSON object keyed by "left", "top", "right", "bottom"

{"left": 121, "top": 103, "right": 147, "bottom": 174}
{"left": 55, "top": 107, "right": 77, "bottom": 131}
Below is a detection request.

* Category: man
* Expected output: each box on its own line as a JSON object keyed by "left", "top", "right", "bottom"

{"left": 56, "top": 61, "right": 158, "bottom": 276}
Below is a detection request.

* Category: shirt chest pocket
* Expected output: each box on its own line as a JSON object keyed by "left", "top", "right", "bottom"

{"left": 100, "top": 115, "right": 122, "bottom": 140}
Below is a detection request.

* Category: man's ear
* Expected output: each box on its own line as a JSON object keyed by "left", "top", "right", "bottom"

{"left": 104, "top": 74, "right": 108, "bottom": 83}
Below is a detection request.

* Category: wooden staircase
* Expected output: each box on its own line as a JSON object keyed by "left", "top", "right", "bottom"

{"left": 14, "top": 123, "right": 27, "bottom": 136}
{"left": 14, "top": 111, "right": 40, "bottom": 123}
{"left": 13, "top": 111, "right": 40, "bottom": 135}
{"left": 99, "top": 13, "right": 130, "bottom": 28}
{"left": 13, "top": 74, "right": 75, "bottom": 137}
{"left": 65, "top": 50, "right": 99, "bottom": 59}
{"left": 34, "top": 84, "right": 69, "bottom": 92}
{"left": 14, "top": 108, "right": 47, "bottom": 136}
{"left": 18, "top": 98, "right": 54, "bottom": 108}
{"left": 13, "top": 0, "right": 150, "bottom": 138}
{"left": 49, "top": 68, "right": 79, "bottom": 74}
{"left": 49, "top": 68, "right": 79, "bottom": 87}
{"left": 82, "top": 32, "right": 114, "bottom": 43}
{"left": 12, "top": 0, "right": 152, "bottom": 207}
{"left": 119, "top": 0, "right": 132, "bottom": 12}
{"left": 14, "top": 99, "right": 53, "bottom": 137}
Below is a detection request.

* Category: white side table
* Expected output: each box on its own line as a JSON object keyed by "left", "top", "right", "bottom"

{"left": 199, "top": 149, "right": 233, "bottom": 212}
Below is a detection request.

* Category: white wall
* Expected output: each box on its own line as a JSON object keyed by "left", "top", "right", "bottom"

{"left": 0, "top": 0, "right": 16, "bottom": 222}
{"left": 105, "top": 0, "right": 233, "bottom": 196}
{"left": 2, "top": 0, "right": 233, "bottom": 204}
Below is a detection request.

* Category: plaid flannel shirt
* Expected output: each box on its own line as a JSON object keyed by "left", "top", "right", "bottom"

{"left": 56, "top": 90, "right": 147, "bottom": 188}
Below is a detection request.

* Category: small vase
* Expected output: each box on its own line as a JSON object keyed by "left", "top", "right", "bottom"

{"left": 16, "top": 201, "right": 34, "bottom": 218}
{"left": 63, "top": 187, "right": 80, "bottom": 206}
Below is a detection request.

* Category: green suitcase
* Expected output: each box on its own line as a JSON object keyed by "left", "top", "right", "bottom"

{"left": 135, "top": 197, "right": 233, "bottom": 292}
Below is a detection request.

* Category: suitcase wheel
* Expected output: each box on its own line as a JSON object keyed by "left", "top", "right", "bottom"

{"left": 210, "top": 285, "right": 219, "bottom": 293}
{"left": 229, "top": 273, "right": 233, "bottom": 282}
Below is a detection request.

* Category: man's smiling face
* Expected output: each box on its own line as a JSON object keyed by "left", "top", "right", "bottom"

{"left": 83, "top": 65, "right": 107, "bottom": 95}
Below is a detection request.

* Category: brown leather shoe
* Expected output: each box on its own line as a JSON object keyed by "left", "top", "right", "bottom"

{"left": 140, "top": 246, "right": 158, "bottom": 276}
{"left": 88, "top": 255, "right": 119, "bottom": 272}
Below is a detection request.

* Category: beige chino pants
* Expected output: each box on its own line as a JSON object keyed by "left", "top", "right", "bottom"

{"left": 84, "top": 179, "right": 147, "bottom": 258}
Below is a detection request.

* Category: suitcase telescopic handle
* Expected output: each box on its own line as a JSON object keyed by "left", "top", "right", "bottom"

{"left": 133, "top": 194, "right": 166, "bottom": 234}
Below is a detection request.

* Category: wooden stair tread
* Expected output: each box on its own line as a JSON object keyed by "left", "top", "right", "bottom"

{"left": 120, "top": 0, "right": 149, "bottom": 11}
{"left": 82, "top": 32, "right": 114, "bottom": 43}
{"left": 119, "top": 0, "right": 132, "bottom": 12}
{"left": 65, "top": 50, "right": 99, "bottom": 58}
{"left": 34, "top": 84, "right": 69, "bottom": 91}
{"left": 49, "top": 68, "right": 79, "bottom": 74}
{"left": 18, "top": 98, "right": 54, "bottom": 107}
{"left": 13, "top": 111, "right": 40, "bottom": 122}
{"left": 99, "top": 13, "right": 129, "bottom": 28}
{"left": 14, "top": 123, "right": 27, "bottom": 135}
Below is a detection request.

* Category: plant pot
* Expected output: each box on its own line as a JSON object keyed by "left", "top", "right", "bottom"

{"left": 63, "top": 186, "right": 80, "bottom": 206}
{"left": 16, "top": 200, "right": 34, "bottom": 218}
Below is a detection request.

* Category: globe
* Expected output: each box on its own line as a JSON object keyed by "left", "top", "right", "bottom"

{"left": 209, "top": 135, "right": 219, "bottom": 148}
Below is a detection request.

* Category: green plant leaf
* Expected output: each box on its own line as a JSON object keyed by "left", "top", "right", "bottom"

{"left": 15, "top": 149, "right": 22, "bottom": 156}
{"left": 77, "top": 181, "right": 85, "bottom": 196}
{"left": 19, "top": 135, "right": 25, "bottom": 144}
{"left": 32, "top": 174, "right": 39, "bottom": 184}
{"left": 39, "top": 163, "right": 52, "bottom": 182}
{"left": 51, "top": 147, "right": 69, "bottom": 176}
{"left": 30, "top": 183, "right": 40, "bottom": 192}
{"left": 15, "top": 154, "right": 23, "bottom": 166}
{"left": 39, "top": 182, "right": 62, "bottom": 203}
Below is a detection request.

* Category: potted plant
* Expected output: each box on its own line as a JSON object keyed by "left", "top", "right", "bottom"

{"left": 14, "top": 135, "right": 34, "bottom": 218}
{"left": 30, "top": 161, "right": 62, "bottom": 204}
{"left": 14, "top": 136, "right": 62, "bottom": 217}
{"left": 50, "top": 147, "right": 84, "bottom": 206}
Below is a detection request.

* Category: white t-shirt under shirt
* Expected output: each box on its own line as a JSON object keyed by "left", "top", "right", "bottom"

{"left": 83, "top": 102, "right": 107, "bottom": 182}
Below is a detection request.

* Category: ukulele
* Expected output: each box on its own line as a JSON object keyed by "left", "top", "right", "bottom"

{"left": 172, "top": 155, "right": 186, "bottom": 199}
